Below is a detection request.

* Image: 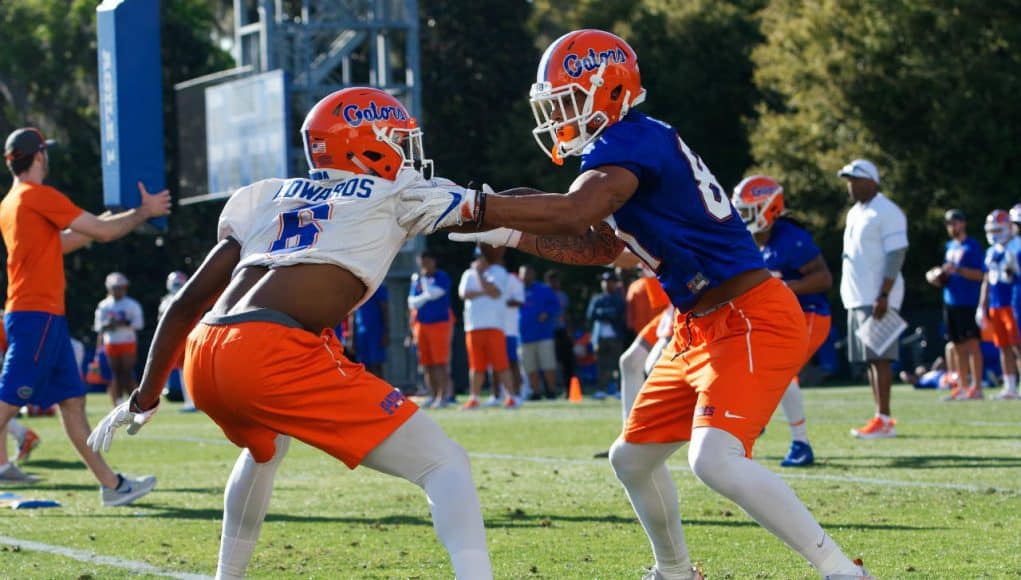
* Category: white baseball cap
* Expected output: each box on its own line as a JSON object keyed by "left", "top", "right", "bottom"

{"left": 105, "top": 272, "right": 129, "bottom": 288}
{"left": 837, "top": 159, "right": 880, "bottom": 184}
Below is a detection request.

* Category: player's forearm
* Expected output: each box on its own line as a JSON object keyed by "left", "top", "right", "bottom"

{"left": 135, "top": 301, "right": 207, "bottom": 409}
{"left": 955, "top": 267, "right": 984, "bottom": 281}
{"left": 788, "top": 269, "right": 832, "bottom": 295}
{"left": 517, "top": 224, "right": 625, "bottom": 266}
{"left": 60, "top": 230, "right": 94, "bottom": 254}
{"left": 483, "top": 190, "right": 600, "bottom": 236}
{"left": 96, "top": 208, "right": 152, "bottom": 242}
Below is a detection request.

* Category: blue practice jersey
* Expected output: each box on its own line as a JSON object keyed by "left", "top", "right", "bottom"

{"left": 409, "top": 270, "right": 452, "bottom": 324}
{"left": 581, "top": 111, "right": 764, "bottom": 312}
{"left": 943, "top": 237, "right": 984, "bottom": 307}
{"left": 985, "top": 245, "right": 1017, "bottom": 309}
{"left": 760, "top": 218, "right": 830, "bottom": 316}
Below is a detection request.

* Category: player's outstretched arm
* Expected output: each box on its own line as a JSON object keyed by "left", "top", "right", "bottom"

{"left": 787, "top": 254, "right": 833, "bottom": 295}
{"left": 135, "top": 238, "right": 240, "bottom": 410}
{"left": 482, "top": 166, "right": 639, "bottom": 236}
{"left": 450, "top": 221, "right": 625, "bottom": 266}
{"left": 66, "top": 182, "right": 171, "bottom": 248}
{"left": 87, "top": 238, "right": 239, "bottom": 454}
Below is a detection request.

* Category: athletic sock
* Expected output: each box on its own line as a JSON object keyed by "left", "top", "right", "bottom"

{"left": 6, "top": 418, "right": 28, "bottom": 441}
{"left": 780, "top": 379, "right": 808, "bottom": 443}
{"left": 609, "top": 439, "right": 692, "bottom": 578}
{"left": 1005, "top": 374, "right": 1018, "bottom": 393}
{"left": 619, "top": 340, "right": 650, "bottom": 427}
{"left": 688, "top": 428, "right": 858, "bottom": 575}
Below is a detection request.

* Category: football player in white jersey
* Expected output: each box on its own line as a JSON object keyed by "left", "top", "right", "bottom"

{"left": 87, "top": 87, "right": 491, "bottom": 579}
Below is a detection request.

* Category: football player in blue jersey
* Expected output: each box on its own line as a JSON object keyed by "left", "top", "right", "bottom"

{"left": 429, "top": 28, "right": 872, "bottom": 580}
{"left": 732, "top": 175, "right": 834, "bottom": 468}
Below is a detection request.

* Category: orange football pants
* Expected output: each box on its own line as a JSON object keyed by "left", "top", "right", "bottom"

{"left": 184, "top": 320, "right": 416, "bottom": 466}
{"left": 624, "top": 278, "right": 807, "bottom": 457}
{"left": 987, "top": 306, "right": 1020, "bottom": 347}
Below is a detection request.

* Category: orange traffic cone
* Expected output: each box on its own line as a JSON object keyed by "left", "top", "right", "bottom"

{"left": 568, "top": 376, "right": 583, "bottom": 403}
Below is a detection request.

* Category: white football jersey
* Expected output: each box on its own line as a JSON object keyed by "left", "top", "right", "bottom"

{"left": 94, "top": 296, "right": 144, "bottom": 345}
{"left": 217, "top": 169, "right": 465, "bottom": 307}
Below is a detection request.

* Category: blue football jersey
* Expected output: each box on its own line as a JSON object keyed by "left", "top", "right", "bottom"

{"left": 985, "top": 245, "right": 1017, "bottom": 309}
{"left": 581, "top": 111, "right": 764, "bottom": 312}
{"left": 760, "top": 218, "right": 830, "bottom": 316}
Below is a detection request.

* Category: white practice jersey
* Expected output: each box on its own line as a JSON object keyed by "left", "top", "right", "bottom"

{"left": 94, "top": 296, "right": 144, "bottom": 345}
{"left": 218, "top": 169, "right": 466, "bottom": 308}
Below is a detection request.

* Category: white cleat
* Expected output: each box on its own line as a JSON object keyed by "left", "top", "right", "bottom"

{"left": 824, "top": 559, "right": 875, "bottom": 579}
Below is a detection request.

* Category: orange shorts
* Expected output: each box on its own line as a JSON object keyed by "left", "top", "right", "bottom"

{"left": 987, "top": 307, "right": 1020, "bottom": 347}
{"left": 624, "top": 278, "right": 807, "bottom": 457}
{"left": 804, "top": 312, "right": 832, "bottom": 363}
{"left": 639, "top": 311, "right": 663, "bottom": 348}
{"left": 465, "top": 328, "right": 509, "bottom": 372}
{"left": 184, "top": 316, "right": 417, "bottom": 466}
{"left": 413, "top": 320, "right": 452, "bottom": 366}
{"left": 104, "top": 342, "right": 137, "bottom": 357}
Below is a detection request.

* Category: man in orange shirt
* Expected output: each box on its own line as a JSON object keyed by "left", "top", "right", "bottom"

{"left": 0, "top": 127, "right": 170, "bottom": 504}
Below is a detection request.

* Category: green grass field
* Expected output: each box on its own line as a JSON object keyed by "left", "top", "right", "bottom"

{"left": 1, "top": 385, "right": 1019, "bottom": 579}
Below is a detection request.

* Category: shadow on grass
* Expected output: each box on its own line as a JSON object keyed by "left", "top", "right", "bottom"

{"left": 811, "top": 455, "right": 1021, "bottom": 469}
{"left": 20, "top": 459, "right": 85, "bottom": 470}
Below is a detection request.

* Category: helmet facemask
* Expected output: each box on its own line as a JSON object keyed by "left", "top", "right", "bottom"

{"left": 530, "top": 62, "right": 643, "bottom": 165}
{"left": 735, "top": 190, "right": 781, "bottom": 234}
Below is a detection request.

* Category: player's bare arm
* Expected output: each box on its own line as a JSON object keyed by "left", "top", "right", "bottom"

{"left": 66, "top": 182, "right": 170, "bottom": 245}
{"left": 482, "top": 165, "right": 638, "bottom": 236}
{"left": 133, "top": 238, "right": 240, "bottom": 410}
{"left": 786, "top": 254, "right": 833, "bottom": 295}
{"left": 517, "top": 221, "right": 626, "bottom": 266}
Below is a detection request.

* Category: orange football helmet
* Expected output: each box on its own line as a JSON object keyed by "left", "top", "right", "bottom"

{"left": 530, "top": 29, "right": 646, "bottom": 165}
{"left": 731, "top": 175, "right": 785, "bottom": 234}
{"left": 301, "top": 87, "right": 431, "bottom": 181}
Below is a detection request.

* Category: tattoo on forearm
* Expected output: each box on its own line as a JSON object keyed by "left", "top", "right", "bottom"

{"left": 526, "top": 222, "right": 624, "bottom": 265}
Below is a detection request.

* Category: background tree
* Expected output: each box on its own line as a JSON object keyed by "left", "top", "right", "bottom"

{"left": 752, "top": 0, "right": 1021, "bottom": 308}
{"left": 0, "top": 0, "right": 233, "bottom": 339}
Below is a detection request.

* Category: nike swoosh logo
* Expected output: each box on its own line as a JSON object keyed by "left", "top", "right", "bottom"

{"left": 724, "top": 410, "right": 745, "bottom": 419}
{"left": 431, "top": 190, "right": 462, "bottom": 231}
{"left": 816, "top": 535, "right": 825, "bottom": 548}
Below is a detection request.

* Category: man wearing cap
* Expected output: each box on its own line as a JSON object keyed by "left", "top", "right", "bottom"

{"left": 838, "top": 158, "right": 908, "bottom": 439}
{"left": 0, "top": 127, "right": 170, "bottom": 503}
{"left": 927, "top": 210, "right": 985, "bottom": 400}
{"left": 94, "top": 272, "right": 145, "bottom": 406}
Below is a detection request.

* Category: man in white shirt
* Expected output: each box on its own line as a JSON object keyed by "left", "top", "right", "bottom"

{"left": 838, "top": 159, "right": 908, "bottom": 439}
{"left": 94, "top": 272, "right": 144, "bottom": 406}
{"left": 501, "top": 260, "right": 526, "bottom": 404}
{"left": 458, "top": 246, "right": 518, "bottom": 409}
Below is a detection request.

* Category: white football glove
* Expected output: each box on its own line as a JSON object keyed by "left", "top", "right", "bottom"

{"left": 448, "top": 227, "right": 522, "bottom": 248}
{"left": 87, "top": 391, "right": 160, "bottom": 453}
{"left": 398, "top": 184, "right": 480, "bottom": 234}
{"left": 975, "top": 308, "right": 988, "bottom": 329}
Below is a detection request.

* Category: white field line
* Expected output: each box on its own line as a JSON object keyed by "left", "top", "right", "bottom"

{"left": 142, "top": 436, "right": 1017, "bottom": 494}
{"left": 0, "top": 535, "right": 211, "bottom": 579}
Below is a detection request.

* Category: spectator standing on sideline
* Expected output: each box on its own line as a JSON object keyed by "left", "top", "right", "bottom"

{"left": 926, "top": 209, "right": 984, "bottom": 400}
{"left": 1008, "top": 205, "right": 1021, "bottom": 349}
{"left": 352, "top": 285, "right": 389, "bottom": 378}
{"left": 517, "top": 265, "right": 562, "bottom": 399}
{"left": 544, "top": 270, "right": 575, "bottom": 389}
{"left": 978, "top": 210, "right": 1021, "bottom": 400}
{"left": 498, "top": 250, "right": 525, "bottom": 403}
{"left": 408, "top": 250, "right": 454, "bottom": 408}
{"left": 839, "top": 158, "right": 908, "bottom": 439}
{"left": 159, "top": 271, "right": 196, "bottom": 411}
{"left": 0, "top": 126, "right": 170, "bottom": 500}
{"left": 587, "top": 271, "right": 627, "bottom": 393}
{"left": 94, "top": 272, "right": 144, "bottom": 406}
{"left": 458, "top": 246, "right": 517, "bottom": 409}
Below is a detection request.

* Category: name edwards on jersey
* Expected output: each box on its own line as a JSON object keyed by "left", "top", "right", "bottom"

{"left": 274, "top": 175, "right": 376, "bottom": 202}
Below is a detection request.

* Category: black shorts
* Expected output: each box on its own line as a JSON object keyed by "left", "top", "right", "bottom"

{"left": 944, "top": 305, "right": 980, "bottom": 343}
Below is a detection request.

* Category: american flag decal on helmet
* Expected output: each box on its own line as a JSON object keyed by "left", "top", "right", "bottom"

{"left": 311, "top": 140, "right": 326, "bottom": 154}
